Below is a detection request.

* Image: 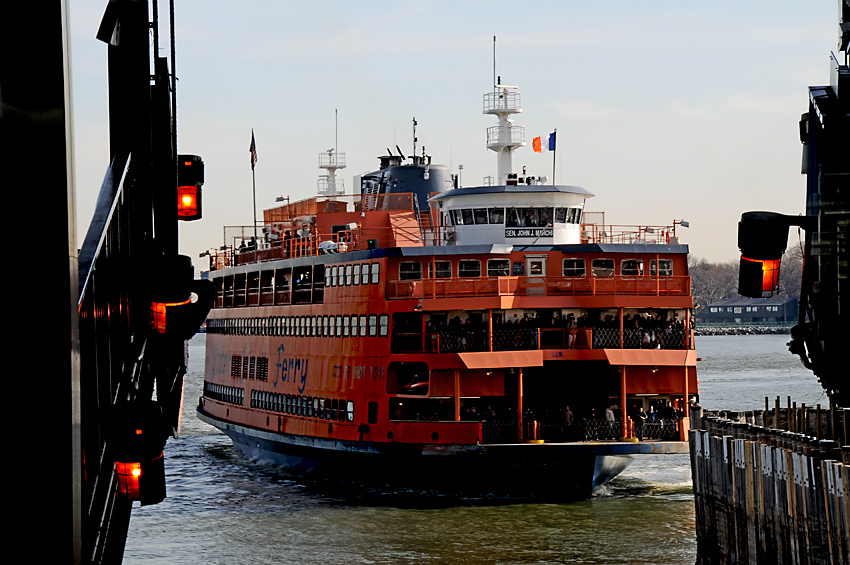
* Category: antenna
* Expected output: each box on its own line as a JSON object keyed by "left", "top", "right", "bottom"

{"left": 334, "top": 108, "right": 338, "bottom": 155}
{"left": 493, "top": 35, "right": 496, "bottom": 88}
{"left": 412, "top": 117, "right": 418, "bottom": 161}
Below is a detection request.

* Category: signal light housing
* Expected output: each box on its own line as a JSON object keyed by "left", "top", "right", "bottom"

{"left": 737, "top": 212, "right": 789, "bottom": 298}
{"left": 737, "top": 211, "right": 815, "bottom": 298}
{"left": 112, "top": 402, "right": 167, "bottom": 505}
{"left": 177, "top": 154, "right": 204, "bottom": 221}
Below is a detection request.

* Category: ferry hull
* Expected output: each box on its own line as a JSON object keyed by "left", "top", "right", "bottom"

{"left": 198, "top": 407, "right": 631, "bottom": 500}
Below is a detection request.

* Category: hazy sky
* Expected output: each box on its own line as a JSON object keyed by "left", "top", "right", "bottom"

{"left": 69, "top": 1, "right": 841, "bottom": 270}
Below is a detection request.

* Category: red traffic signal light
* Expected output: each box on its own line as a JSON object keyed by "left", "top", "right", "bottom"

{"left": 177, "top": 155, "right": 203, "bottom": 221}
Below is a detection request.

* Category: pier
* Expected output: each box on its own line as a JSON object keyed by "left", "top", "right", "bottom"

{"left": 689, "top": 406, "right": 849, "bottom": 564}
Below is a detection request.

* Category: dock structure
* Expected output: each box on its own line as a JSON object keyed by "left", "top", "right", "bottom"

{"left": 689, "top": 407, "right": 849, "bottom": 564}
{"left": 5, "top": 0, "right": 212, "bottom": 562}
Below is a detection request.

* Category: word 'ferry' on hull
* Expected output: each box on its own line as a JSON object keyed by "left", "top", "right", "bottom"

{"left": 197, "top": 79, "right": 697, "bottom": 500}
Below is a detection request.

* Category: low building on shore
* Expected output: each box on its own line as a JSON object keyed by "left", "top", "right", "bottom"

{"left": 696, "top": 296, "right": 798, "bottom": 326}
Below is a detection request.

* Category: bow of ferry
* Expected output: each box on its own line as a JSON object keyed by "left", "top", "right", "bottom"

{"left": 197, "top": 80, "right": 696, "bottom": 500}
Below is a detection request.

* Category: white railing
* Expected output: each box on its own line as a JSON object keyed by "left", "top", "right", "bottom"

{"left": 483, "top": 90, "right": 522, "bottom": 113}
{"left": 486, "top": 124, "right": 526, "bottom": 147}
{"left": 318, "top": 151, "right": 346, "bottom": 168}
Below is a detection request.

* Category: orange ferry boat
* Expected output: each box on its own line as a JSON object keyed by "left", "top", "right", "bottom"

{"left": 197, "top": 81, "right": 697, "bottom": 499}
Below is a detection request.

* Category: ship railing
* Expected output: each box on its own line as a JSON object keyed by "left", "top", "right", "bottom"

{"left": 486, "top": 124, "right": 526, "bottom": 147}
{"left": 590, "top": 327, "right": 691, "bottom": 350}
{"left": 483, "top": 90, "right": 522, "bottom": 113}
{"left": 480, "top": 419, "right": 666, "bottom": 443}
{"left": 390, "top": 326, "right": 692, "bottom": 354}
{"left": 580, "top": 222, "right": 681, "bottom": 245}
{"left": 635, "top": 420, "right": 681, "bottom": 440}
{"left": 386, "top": 275, "right": 691, "bottom": 300}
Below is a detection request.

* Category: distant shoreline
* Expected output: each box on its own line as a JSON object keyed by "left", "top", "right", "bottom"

{"left": 694, "top": 326, "right": 791, "bottom": 336}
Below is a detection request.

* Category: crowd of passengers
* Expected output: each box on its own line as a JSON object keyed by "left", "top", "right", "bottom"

{"left": 416, "top": 311, "right": 690, "bottom": 350}
{"left": 393, "top": 398, "right": 692, "bottom": 441}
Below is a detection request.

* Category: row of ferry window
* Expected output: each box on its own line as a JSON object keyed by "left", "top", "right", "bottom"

{"left": 449, "top": 206, "right": 582, "bottom": 227}
{"left": 204, "top": 381, "right": 244, "bottom": 406}
{"left": 325, "top": 262, "right": 380, "bottom": 287}
{"left": 250, "top": 390, "right": 355, "bottom": 423}
{"left": 207, "top": 314, "right": 391, "bottom": 338}
{"left": 397, "top": 258, "right": 675, "bottom": 280}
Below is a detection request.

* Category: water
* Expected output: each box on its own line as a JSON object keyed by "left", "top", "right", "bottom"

{"left": 124, "top": 333, "right": 817, "bottom": 564}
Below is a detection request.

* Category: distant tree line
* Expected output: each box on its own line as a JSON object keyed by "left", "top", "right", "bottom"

{"left": 688, "top": 247, "right": 803, "bottom": 310}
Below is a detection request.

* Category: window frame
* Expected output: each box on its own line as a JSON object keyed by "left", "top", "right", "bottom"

{"left": 399, "top": 261, "right": 423, "bottom": 281}
{"left": 591, "top": 258, "right": 615, "bottom": 277}
{"left": 620, "top": 259, "right": 644, "bottom": 278}
{"left": 487, "top": 258, "right": 511, "bottom": 277}
{"left": 562, "top": 258, "right": 586, "bottom": 277}
{"left": 458, "top": 259, "right": 481, "bottom": 278}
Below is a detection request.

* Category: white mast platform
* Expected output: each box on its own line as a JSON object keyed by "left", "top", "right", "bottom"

{"left": 317, "top": 149, "right": 345, "bottom": 196}
{"left": 483, "top": 82, "right": 525, "bottom": 185}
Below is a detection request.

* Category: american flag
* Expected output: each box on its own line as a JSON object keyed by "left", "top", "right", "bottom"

{"left": 250, "top": 130, "right": 258, "bottom": 169}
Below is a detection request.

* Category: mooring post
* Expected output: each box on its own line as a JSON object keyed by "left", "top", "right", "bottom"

{"left": 775, "top": 396, "right": 780, "bottom": 429}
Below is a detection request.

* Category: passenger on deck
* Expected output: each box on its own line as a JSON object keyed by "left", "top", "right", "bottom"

{"left": 636, "top": 407, "right": 648, "bottom": 440}
{"left": 564, "top": 405, "right": 574, "bottom": 426}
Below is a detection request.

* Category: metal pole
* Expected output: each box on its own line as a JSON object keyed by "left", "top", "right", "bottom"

{"left": 252, "top": 167, "right": 257, "bottom": 240}
{"left": 552, "top": 128, "right": 556, "bottom": 184}
{"left": 620, "top": 366, "right": 627, "bottom": 439}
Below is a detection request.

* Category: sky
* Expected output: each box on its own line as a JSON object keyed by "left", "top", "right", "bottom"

{"left": 68, "top": 1, "right": 843, "bottom": 272}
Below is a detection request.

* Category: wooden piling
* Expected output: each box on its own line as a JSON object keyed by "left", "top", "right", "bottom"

{"left": 691, "top": 409, "right": 849, "bottom": 564}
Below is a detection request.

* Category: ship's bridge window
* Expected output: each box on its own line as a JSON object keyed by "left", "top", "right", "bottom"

{"left": 370, "top": 263, "right": 380, "bottom": 284}
{"left": 505, "top": 207, "right": 554, "bottom": 228}
{"left": 591, "top": 258, "right": 615, "bottom": 277}
{"left": 343, "top": 316, "right": 350, "bottom": 337}
{"left": 458, "top": 259, "right": 481, "bottom": 278}
{"left": 563, "top": 258, "right": 586, "bottom": 277}
{"left": 345, "top": 264, "right": 353, "bottom": 285}
{"left": 474, "top": 209, "right": 488, "bottom": 224}
{"left": 554, "top": 207, "right": 582, "bottom": 224}
{"left": 399, "top": 261, "right": 423, "bottom": 280}
{"left": 555, "top": 208, "right": 568, "bottom": 223}
{"left": 359, "top": 315, "right": 367, "bottom": 337}
{"left": 621, "top": 259, "right": 644, "bottom": 277}
{"left": 487, "top": 258, "right": 511, "bottom": 276}
{"left": 353, "top": 264, "right": 361, "bottom": 285}
{"left": 428, "top": 260, "right": 452, "bottom": 279}
{"left": 369, "top": 314, "right": 378, "bottom": 336}
{"left": 379, "top": 314, "right": 389, "bottom": 336}
{"left": 337, "top": 265, "right": 345, "bottom": 287}
{"left": 325, "top": 267, "right": 332, "bottom": 287}
{"left": 361, "top": 263, "right": 370, "bottom": 285}
{"left": 488, "top": 207, "right": 505, "bottom": 224}
{"left": 650, "top": 259, "right": 673, "bottom": 277}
